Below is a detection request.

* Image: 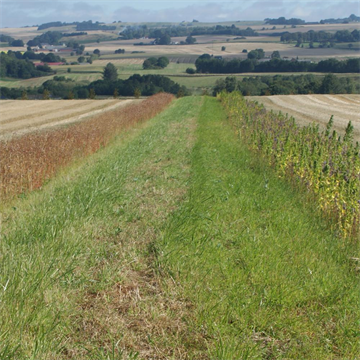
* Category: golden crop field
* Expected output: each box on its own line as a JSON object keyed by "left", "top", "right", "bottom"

{"left": 249, "top": 94, "right": 360, "bottom": 141}
{"left": 0, "top": 99, "right": 137, "bottom": 139}
{"left": 0, "top": 26, "right": 39, "bottom": 42}
{"left": 84, "top": 40, "right": 293, "bottom": 57}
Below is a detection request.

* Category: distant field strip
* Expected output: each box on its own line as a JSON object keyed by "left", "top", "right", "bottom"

{"left": 0, "top": 99, "right": 137, "bottom": 139}
{"left": 94, "top": 58, "right": 144, "bottom": 65}
{"left": 250, "top": 94, "right": 360, "bottom": 141}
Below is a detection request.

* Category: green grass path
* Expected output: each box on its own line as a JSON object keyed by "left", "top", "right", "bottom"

{"left": 0, "top": 96, "right": 359, "bottom": 359}
{"left": 161, "top": 97, "right": 360, "bottom": 359}
{"left": 0, "top": 96, "right": 204, "bottom": 359}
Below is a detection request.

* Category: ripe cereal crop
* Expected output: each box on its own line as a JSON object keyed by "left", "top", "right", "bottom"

{"left": 0, "top": 93, "right": 174, "bottom": 199}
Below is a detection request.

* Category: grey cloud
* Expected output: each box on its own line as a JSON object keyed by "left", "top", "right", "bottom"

{"left": 113, "top": 1, "right": 359, "bottom": 23}
{"left": 1, "top": 1, "right": 358, "bottom": 28}
{"left": 0, "top": 1, "right": 106, "bottom": 27}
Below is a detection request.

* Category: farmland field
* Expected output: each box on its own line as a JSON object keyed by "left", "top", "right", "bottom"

{"left": 0, "top": 99, "right": 138, "bottom": 139}
{"left": 249, "top": 94, "right": 360, "bottom": 141}
{"left": 1, "top": 96, "right": 359, "bottom": 359}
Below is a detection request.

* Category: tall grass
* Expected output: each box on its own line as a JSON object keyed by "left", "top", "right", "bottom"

{"left": 0, "top": 93, "right": 174, "bottom": 199}
{"left": 219, "top": 91, "right": 360, "bottom": 238}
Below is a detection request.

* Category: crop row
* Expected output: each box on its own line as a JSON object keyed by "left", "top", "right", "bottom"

{"left": 219, "top": 91, "right": 360, "bottom": 237}
{"left": 0, "top": 93, "right": 174, "bottom": 199}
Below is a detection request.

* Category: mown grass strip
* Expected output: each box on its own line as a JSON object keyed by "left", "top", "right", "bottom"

{"left": 0, "top": 96, "right": 205, "bottom": 359}
{"left": 160, "top": 97, "right": 360, "bottom": 359}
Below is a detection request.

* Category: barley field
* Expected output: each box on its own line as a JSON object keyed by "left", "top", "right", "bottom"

{"left": 0, "top": 99, "right": 137, "bottom": 139}
{"left": 0, "top": 94, "right": 172, "bottom": 198}
{"left": 249, "top": 94, "right": 360, "bottom": 141}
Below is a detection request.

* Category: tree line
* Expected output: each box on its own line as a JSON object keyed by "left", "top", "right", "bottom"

{"left": 320, "top": 14, "right": 360, "bottom": 24}
{"left": 281, "top": 29, "right": 360, "bottom": 43}
{"left": 0, "top": 63, "right": 189, "bottom": 99}
{"left": 0, "top": 52, "right": 55, "bottom": 79}
{"left": 5, "top": 50, "right": 64, "bottom": 63}
{"left": 213, "top": 74, "right": 360, "bottom": 96}
{"left": 76, "top": 21, "right": 116, "bottom": 31}
{"left": 120, "top": 24, "right": 258, "bottom": 40}
{"left": 195, "top": 54, "right": 360, "bottom": 74}
{"left": 264, "top": 17, "right": 305, "bottom": 25}
{"left": 37, "top": 21, "right": 80, "bottom": 30}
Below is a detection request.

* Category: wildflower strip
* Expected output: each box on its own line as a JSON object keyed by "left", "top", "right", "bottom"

{"left": 219, "top": 91, "right": 360, "bottom": 237}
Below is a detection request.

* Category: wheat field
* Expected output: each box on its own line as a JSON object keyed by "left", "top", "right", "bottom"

{"left": 0, "top": 99, "right": 137, "bottom": 139}
{"left": 249, "top": 94, "right": 360, "bottom": 141}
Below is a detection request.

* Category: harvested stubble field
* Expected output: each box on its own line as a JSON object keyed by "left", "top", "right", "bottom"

{"left": 0, "top": 94, "right": 173, "bottom": 198}
{"left": 84, "top": 40, "right": 293, "bottom": 57}
{"left": 0, "top": 99, "right": 137, "bottom": 139}
{"left": 1, "top": 96, "right": 359, "bottom": 359}
{"left": 249, "top": 94, "right": 360, "bottom": 142}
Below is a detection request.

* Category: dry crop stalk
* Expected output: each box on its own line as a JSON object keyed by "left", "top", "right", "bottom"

{"left": 0, "top": 93, "right": 174, "bottom": 200}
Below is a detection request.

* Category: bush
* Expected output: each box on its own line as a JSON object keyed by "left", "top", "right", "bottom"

{"left": 186, "top": 68, "right": 196, "bottom": 74}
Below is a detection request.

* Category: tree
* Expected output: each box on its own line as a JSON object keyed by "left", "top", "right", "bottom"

{"left": 11, "top": 39, "right": 24, "bottom": 47}
{"left": 42, "top": 53, "right": 61, "bottom": 63}
{"left": 67, "top": 68, "right": 71, "bottom": 73}
{"left": 271, "top": 51, "right": 281, "bottom": 59}
{"left": 247, "top": 48, "right": 265, "bottom": 59}
{"left": 89, "top": 88, "right": 96, "bottom": 99}
{"left": 43, "top": 89, "right": 50, "bottom": 100}
{"left": 185, "top": 36, "right": 196, "bottom": 44}
{"left": 221, "top": 46, "right": 226, "bottom": 51}
{"left": 134, "top": 88, "right": 141, "bottom": 98}
{"left": 21, "top": 90, "right": 28, "bottom": 100}
{"left": 143, "top": 57, "right": 169, "bottom": 69}
{"left": 158, "top": 34, "right": 171, "bottom": 45}
{"left": 77, "top": 56, "right": 85, "bottom": 63}
{"left": 113, "top": 88, "right": 118, "bottom": 98}
{"left": 67, "top": 91, "right": 74, "bottom": 99}
{"left": 225, "top": 76, "right": 237, "bottom": 92}
{"left": 93, "top": 49, "right": 100, "bottom": 55}
{"left": 142, "top": 59, "right": 153, "bottom": 69}
{"left": 177, "top": 88, "right": 185, "bottom": 98}
{"left": 157, "top": 56, "right": 169, "bottom": 68}
{"left": 103, "top": 63, "right": 118, "bottom": 81}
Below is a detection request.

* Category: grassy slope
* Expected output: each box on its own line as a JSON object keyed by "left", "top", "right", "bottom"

{"left": 0, "top": 96, "right": 359, "bottom": 359}
{"left": 160, "top": 97, "right": 360, "bottom": 359}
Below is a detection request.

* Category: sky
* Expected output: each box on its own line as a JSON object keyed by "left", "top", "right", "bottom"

{"left": 0, "top": 0, "right": 359, "bottom": 28}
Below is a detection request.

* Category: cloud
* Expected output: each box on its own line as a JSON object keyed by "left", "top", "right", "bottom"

{"left": 0, "top": 1, "right": 358, "bottom": 28}
{"left": 0, "top": 1, "right": 106, "bottom": 27}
